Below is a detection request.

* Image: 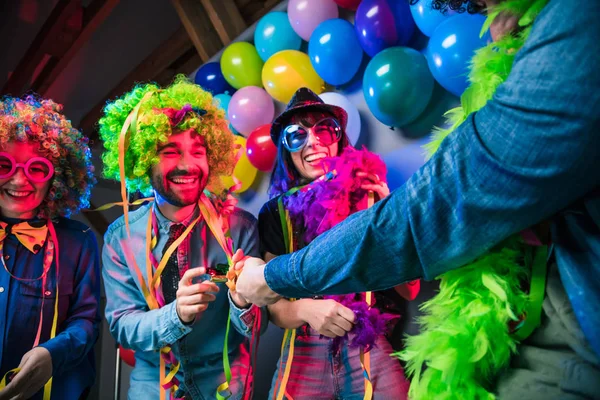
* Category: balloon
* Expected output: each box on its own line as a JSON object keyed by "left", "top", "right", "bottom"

{"left": 213, "top": 93, "right": 232, "bottom": 111}
{"left": 287, "top": 0, "right": 339, "bottom": 41}
{"left": 309, "top": 19, "right": 363, "bottom": 86}
{"left": 355, "top": 0, "right": 415, "bottom": 57}
{"left": 333, "top": 0, "right": 362, "bottom": 10}
{"left": 426, "top": 13, "right": 491, "bottom": 96}
{"left": 213, "top": 93, "right": 239, "bottom": 134}
{"left": 382, "top": 139, "right": 429, "bottom": 191}
{"left": 119, "top": 345, "right": 136, "bottom": 367}
{"left": 318, "top": 92, "right": 361, "bottom": 145}
{"left": 246, "top": 124, "right": 277, "bottom": 172}
{"left": 220, "top": 42, "right": 264, "bottom": 89}
{"left": 410, "top": 0, "right": 456, "bottom": 37}
{"left": 255, "top": 12, "right": 302, "bottom": 62}
{"left": 228, "top": 86, "right": 274, "bottom": 136}
{"left": 262, "top": 50, "right": 324, "bottom": 104}
{"left": 194, "top": 62, "right": 235, "bottom": 95}
{"left": 363, "top": 46, "right": 434, "bottom": 127}
{"left": 221, "top": 136, "right": 258, "bottom": 193}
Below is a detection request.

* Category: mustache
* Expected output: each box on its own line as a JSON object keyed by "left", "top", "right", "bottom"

{"left": 166, "top": 169, "right": 202, "bottom": 180}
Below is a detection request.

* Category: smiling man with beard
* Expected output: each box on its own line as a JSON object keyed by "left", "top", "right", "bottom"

{"left": 99, "top": 77, "right": 267, "bottom": 400}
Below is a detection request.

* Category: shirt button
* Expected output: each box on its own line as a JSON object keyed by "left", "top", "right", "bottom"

{"left": 0, "top": 287, "right": 4, "bottom": 293}
{"left": 4, "top": 255, "right": 9, "bottom": 260}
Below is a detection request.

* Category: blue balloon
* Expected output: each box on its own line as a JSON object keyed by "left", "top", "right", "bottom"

{"left": 213, "top": 93, "right": 239, "bottom": 134}
{"left": 410, "top": 0, "right": 456, "bottom": 37}
{"left": 309, "top": 19, "right": 363, "bottom": 86}
{"left": 194, "top": 62, "right": 235, "bottom": 95}
{"left": 382, "top": 139, "right": 429, "bottom": 190}
{"left": 426, "top": 13, "right": 491, "bottom": 96}
{"left": 363, "top": 46, "right": 434, "bottom": 127}
{"left": 254, "top": 11, "right": 302, "bottom": 62}
{"left": 355, "top": 0, "right": 415, "bottom": 58}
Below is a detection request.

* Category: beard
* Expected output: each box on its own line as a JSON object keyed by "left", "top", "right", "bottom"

{"left": 151, "top": 168, "right": 207, "bottom": 207}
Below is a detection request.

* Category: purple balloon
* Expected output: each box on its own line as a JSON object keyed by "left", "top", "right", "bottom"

{"left": 355, "top": 0, "right": 415, "bottom": 57}
{"left": 288, "top": 0, "right": 339, "bottom": 41}
{"left": 228, "top": 86, "right": 275, "bottom": 136}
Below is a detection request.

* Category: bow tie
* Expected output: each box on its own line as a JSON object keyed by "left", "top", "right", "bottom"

{"left": 0, "top": 221, "right": 48, "bottom": 254}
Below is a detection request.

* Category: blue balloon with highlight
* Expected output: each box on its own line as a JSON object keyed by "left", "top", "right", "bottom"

{"left": 254, "top": 11, "right": 302, "bottom": 62}
{"left": 194, "top": 62, "right": 235, "bottom": 95}
{"left": 425, "top": 13, "right": 491, "bottom": 97}
{"left": 355, "top": 0, "right": 415, "bottom": 57}
{"left": 410, "top": 0, "right": 456, "bottom": 37}
{"left": 309, "top": 19, "right": 363, "bottom": 86}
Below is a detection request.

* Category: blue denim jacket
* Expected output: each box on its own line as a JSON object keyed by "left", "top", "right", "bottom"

{"left": 103, "top": 203, "right": 267, "bottom": 399}
{"left": 0, "top": 217, "right": 101, "bottom": 400}
{"left": 265, "top": 0, "right": 600, "bottom": 357}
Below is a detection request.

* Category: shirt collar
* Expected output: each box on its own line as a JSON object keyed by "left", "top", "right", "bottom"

{"left": 153, "top": 204, "right": 200, "bottom": 232}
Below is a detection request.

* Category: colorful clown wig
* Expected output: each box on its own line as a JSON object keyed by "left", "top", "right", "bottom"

{"left": 98, "top": 75, "right": 236, "bottom": 195}
{"left": 0, "top": 95, "right": 95, "bottom": 219}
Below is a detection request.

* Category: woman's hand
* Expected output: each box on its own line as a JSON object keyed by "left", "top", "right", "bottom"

{"left": 356, "top": 171, "right": 390, "bottom": 200}
{"left": 298, "top": 298, "right": 356, "bottom": 338}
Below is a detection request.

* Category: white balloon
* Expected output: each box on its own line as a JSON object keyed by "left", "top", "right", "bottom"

{"left": 318, "top": 92, "right": 361, "bottom": 146}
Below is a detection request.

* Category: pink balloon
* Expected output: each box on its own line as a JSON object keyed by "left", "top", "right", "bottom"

{"left": 288, "top": 0, "right": 339, "bottom": 41}
{"left": 227, "top": 86, "right": 275, "bottom": 135}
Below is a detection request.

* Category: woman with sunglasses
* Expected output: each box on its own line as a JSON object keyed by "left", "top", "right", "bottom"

{"left": 0, "top": 95, "right": 99, "bottom": 400}
{"left": 258, "top": 88, "right": 418, "bottom": 399}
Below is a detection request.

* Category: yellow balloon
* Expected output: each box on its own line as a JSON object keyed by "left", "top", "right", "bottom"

{"left": 220, "top": 136, "right": 258, "bottom": 193}
{"left": 262, "top": 50, "right": 324, "bottom": 103}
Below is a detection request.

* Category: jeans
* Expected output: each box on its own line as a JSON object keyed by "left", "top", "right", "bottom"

{"left": 268, "top": 329, "right": 408, "bottom": 400}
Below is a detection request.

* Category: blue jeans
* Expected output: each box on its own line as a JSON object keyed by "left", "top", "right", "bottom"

{"left": 268, "top": 329, "right": 408, "bottom": 400}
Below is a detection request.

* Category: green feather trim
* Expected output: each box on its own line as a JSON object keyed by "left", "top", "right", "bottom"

{"left": 397, "top": 1, "right": 548, "bottom": 399}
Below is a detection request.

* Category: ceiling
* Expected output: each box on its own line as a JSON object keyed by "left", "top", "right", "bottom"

{"left": 0, "top": 0, "right": 281, "bottom": 145}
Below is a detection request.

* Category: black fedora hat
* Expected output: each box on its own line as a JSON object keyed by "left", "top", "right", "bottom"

{"left": 270, "top": 88, "right": 348, "bottom": 145}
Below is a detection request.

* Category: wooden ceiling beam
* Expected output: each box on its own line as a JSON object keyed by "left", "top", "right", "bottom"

{"left": 79, "top": 27, "right": 194, "bottom": 141}
{"left": 171, "top": 0, "right": 225, "bottom": 61}
{"left": 35, "top": 0, "right": 121, "bottom": 95}
{"left": 80, "top": 0, "right": 280, "bottom": 144}
{"left": 1, "top": 0, "right": 79, "bottom": 96}
{"left": 200, "top": 0, "right": 247, "bottom": 45}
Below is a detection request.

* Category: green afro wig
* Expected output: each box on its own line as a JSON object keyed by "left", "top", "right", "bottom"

{"left": 99, "top": 75, "right": 236, "bottom": 195}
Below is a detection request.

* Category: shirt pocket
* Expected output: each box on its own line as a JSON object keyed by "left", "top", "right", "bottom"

{"left": 19, "top": 279, "right": 74, "bottom": 299}
{"left": 19, "top": 279, "right": 75, "bottom": 328}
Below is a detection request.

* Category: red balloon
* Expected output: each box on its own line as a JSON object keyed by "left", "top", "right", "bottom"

{"left": 246, "top": 124, "right": 277, "bottom": 172}
{"left": 334, "top": 0, "right": 362, "bottom": 10}
{"left": 119, "top": 345, "right": 136, "bottom": 367}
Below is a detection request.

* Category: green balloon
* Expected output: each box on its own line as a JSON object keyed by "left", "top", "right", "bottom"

{"left": 220, "top": 42, "right": 264, "bottom": 89}
{"left": 363, "top": 47, "right": 434, "bottom": 127}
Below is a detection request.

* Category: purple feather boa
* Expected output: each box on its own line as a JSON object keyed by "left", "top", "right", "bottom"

{"left": 284, "top": 148, "right": 397, "bottom": 352}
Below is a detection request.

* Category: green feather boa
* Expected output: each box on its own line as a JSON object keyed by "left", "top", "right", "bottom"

{"left": 395, "top": 1, "right": 548, "bottom": 399}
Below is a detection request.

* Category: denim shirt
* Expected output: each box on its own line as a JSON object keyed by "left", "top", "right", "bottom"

{"left": 265, "top": 0, "right": 600, "bottom": 357}
{"left": 0, "top": 217, "right": 101, "bottom": 400}
{"left": 102, "top": 203, "right": 267, "bottom": 399}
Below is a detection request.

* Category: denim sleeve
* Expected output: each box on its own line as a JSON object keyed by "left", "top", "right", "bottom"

{"left": 264, "top": 0, "right": 600, "bottom": 297}
{"left": 39, "top": 229, "right": 101, "bottom": 376}
{"left": 102, "top": 229, "right": 192, "bottom": 351}
{"left": 228, "top": 209, "right": 269, "bottom": 336}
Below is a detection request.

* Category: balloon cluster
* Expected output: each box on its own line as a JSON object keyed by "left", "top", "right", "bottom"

{"left": 193, "top": 0, "right": 492, "bottom": 191}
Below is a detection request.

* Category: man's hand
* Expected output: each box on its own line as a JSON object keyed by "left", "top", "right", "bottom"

{"left": 176, "top": 267, "right": 219, "bottom": 324}
{"left": 229, "top": 249, "right": 250, "bottom": 308}
{"left": 298, "top": 299, "right": 355, "bottom": 338}
{"left": 235, "top": 257, "right": 282, "bottom": 307}
{"left": 0, "top": 347, "right": 52, "bottom": 400}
